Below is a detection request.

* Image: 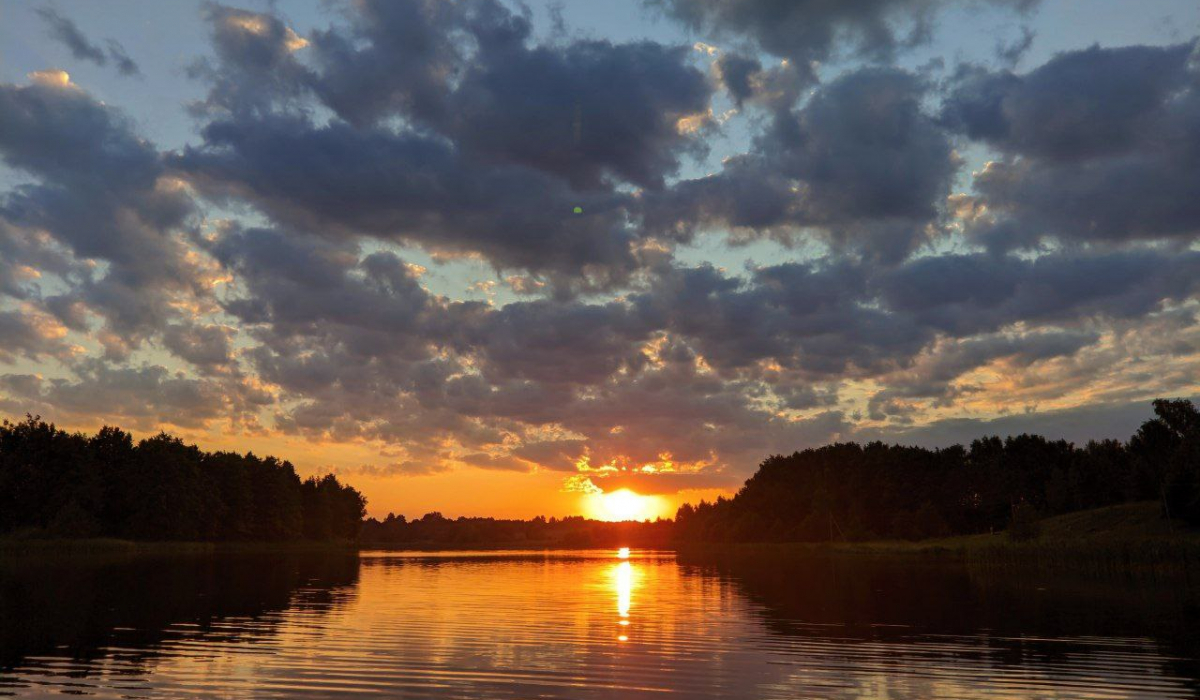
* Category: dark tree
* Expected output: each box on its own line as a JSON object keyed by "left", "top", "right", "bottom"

{"left": 0, "top": 418, "right": 366, "bottom": 542}
{"left": 675, "top": 399, "right": 1199, "bottom": 544}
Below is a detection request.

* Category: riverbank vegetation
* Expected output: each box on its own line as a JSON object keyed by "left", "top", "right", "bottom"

{"left": 675, "top": 399, "right": 1200, "bottom": 546}
{"left": 358, "top": 512, "right": 673, "bottom": 548}
{"left": 0, "top": 416, "right": 365, "bottom": 542}
{"left": 678, "top": 502, "right": 1200, "bottom": 571}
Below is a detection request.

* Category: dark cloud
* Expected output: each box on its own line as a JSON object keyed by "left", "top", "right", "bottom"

{"left": 176, "top": 0, "right": 716, "bottom": 292}
{"left": 0, "top": 218, "right": 78, "bottom": 300}
{"left": 37, "top": 8, "right": 107, "bottom": 65}
{"left": 467, "top": 300, "right": 649, "bottom": 385}
{"left": 713, "top": 53, "right": 762, "bottom": 107}
{"left": 37, "top": 8, "right": 141, "bottom": 76}
{"left": 197, "top": 0, "right": 711, "bottom": 190}
{"left": 0, "top": 73, "right": 200, "bottom": 352}
{"left": 304, "top": 0, "right": 469, "bottom": 125}
{"left": 944, "top": 43, "right": 1193, "bottom": 160}
{"left": 0, "top": 309, "right": 73, "bottom": 363}
{"left": 943, "top": 41, "right": 1200, "bottom": 251}
{"left": 646, "top": 67, "right": 958, "bottom": 262}
{"left": 446, "top": 37, "right": 712, "bottom": 190}
{"left": 0, "top": 362, "right": 234, "bottom": 430}
{"left": 162, "top": 322, "right": 236, "bottom": 372}
{"left": 876, "top": 251, "right": 1200, "bottom": 337}
{"left": 177, "top": 116, "right": 642, "bottom": 290}
{"left": 189, "top": 4, "right": 312, "bottom": 116}
{"left": 994, "top": 25, "right": 1035, "bottom": 66}
{"left": 105, "top": 41, "right": 142, "bottom": 77}
{"left": 510, "top": 439, "right": 589, "bottom": 470}
{"left": 630, "top": 260, "right": 928, "bottom": 376}
{"left": 649, "top": 0, "right": 1036, "bottom": 83}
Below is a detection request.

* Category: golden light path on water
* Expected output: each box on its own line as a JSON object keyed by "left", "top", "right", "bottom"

{"left": 2, "top": 548, "right": 1197, "bottom": 699}
{"left": 615, "top": 549, "right": 633, "bottom": 642}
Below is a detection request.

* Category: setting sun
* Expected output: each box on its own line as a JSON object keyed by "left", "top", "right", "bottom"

{"left": 586, "top": 489, "right": 666, "bottom": 522}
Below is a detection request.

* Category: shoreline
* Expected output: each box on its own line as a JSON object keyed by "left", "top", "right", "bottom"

{"left": 5, "top": 503, "right": 1197, "bottom": 577}
{"left": 674, "top": 503, "right": 1200, "bottom": 579}
{"left": 0, "top": 537, "right": 649, "bottom": 557}
{"left": 0, "top": 537, "right": 360, "bottom": 557}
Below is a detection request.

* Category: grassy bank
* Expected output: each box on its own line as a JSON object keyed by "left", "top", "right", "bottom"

{"left": 963, "top": 502, "right": 1200, "bottom": 577}
{"left": 677, "top": 502, "right": 1200, "bottom": 578}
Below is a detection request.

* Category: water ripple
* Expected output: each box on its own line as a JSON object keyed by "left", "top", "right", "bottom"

{"left": 0, "top": 549, "right": 1194, "bottom": 698}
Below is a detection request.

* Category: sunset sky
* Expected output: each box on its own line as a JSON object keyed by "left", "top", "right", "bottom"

{"left": 1, "top": 0, "right": 1199, "bottom": 520}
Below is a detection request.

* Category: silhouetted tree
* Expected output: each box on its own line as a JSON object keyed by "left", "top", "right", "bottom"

{"left": 1133, "top": 399, "right": 1200, "bottom": 524}
{"left": 301, "top": 474, "right": 367, "bottom": 540}
{"left": 675, "top": 399, "right": 1199, "bottom": 544}
{"left": 0, "top": 418, "right": 366, "bottom": 542}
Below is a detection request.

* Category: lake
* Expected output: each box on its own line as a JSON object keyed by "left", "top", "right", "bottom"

{"left": 1, "top": 549, "right": 1197, "bottom": 698}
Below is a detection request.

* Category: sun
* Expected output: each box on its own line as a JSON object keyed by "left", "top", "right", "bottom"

{"left": 586, "top": 488, "right": 664, "bottom": 522}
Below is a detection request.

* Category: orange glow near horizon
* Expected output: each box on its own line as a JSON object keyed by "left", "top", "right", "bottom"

{"left": 8, "top": 414, "right": 735, "bottom": 520}
{"left": 584, "top": 488, "right": 669, "bottom": 522}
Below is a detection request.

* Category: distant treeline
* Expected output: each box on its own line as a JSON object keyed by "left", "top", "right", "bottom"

{"left": 676, "top": 399, "right": 1200, "bottom": 543}
{"left": 360, "top": 512, "right": 673, "bottom": 548}
{"left": 0, "top": 416, "right": 365, "bottom": 541}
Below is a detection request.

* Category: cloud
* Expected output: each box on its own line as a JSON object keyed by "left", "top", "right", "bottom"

{"left": 855, "top": 396, "right": 1194, "bottom": 448}
{"left": 444, "top": 38, "right": 712, "bottom": 190}
{"left": 37, "top": 8, "right": 107, "bottom": 65}
{"left": 177, "top": 117, "right": 644, "bottom": 292}
{"left": 0, "top": 73, "right": 209, "bottom": 363}
{"left": 0, "top": 362, "right": 238, "bottom": 431}
{"left": 648, "top": 0, "right": 1036, "bottom": 83}
{"left": 943, "top": 41, "right": 1200, "bottom": 251}
{"left": 37, "top": 8, "right": 141, "bottom": 76}
{"left": 0, "top": 307, "right": 75, "bottom": 363}
{"left": 645, "top": 67, "right": 958, "bottom": 262}
{"left": 105, "top": 41, "right": 142, "bottom": 77}
{"left": 876, "top": 251, "right": 1200, "bottom": 336}
{"left": 162, "top": 322, "right": 236, "bottom": 372}
{"left": 175, "top": 0, "right": 725, "bottom": 293}
{"left": 194, "top": 213, "right": 1200, "bottom": 487}
{"left": 188, "top": 4, "right": 312, "bottom": 116}
{"left": 582, "top": 469, "right": 742, "bottom": 495}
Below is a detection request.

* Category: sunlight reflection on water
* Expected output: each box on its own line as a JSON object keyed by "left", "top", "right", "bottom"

{"left": 0, "top": 549, "right": 1196, "bottom": 699}
{"left": 615, "top": 558, "right": 633, "bottom": 642}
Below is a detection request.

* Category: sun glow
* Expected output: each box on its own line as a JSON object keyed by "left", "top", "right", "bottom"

{"left": 585, "top": 488, "right": 665, "bottom": 521}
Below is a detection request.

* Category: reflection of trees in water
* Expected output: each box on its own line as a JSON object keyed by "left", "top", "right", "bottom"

{"left": 0, "top": 553, "right": 360, "bottom": 676}
{"left": 677, "top": 551, "right": 1200, "bottom": 696}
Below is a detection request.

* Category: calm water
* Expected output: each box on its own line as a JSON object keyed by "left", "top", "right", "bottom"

{"left": 1, "top": 549, "right": 1197, "bottom": 699}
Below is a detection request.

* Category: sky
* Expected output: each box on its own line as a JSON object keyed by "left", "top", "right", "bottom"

{"left": 1, "top": 0, "right": 1199, "bottom": 521}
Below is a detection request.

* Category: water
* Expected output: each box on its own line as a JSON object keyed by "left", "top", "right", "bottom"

{"left": 1, "top": 549, "right": 1197, "bottom": 698}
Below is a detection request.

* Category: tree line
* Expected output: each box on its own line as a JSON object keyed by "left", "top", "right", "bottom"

{"left": 675, "top": 399, "right": 1200, "bottom": 543}
{"left": 0, "top": 416, "right": 365, "bottom": 541}
{"left": 6, "top": 398, "right": 1196, "bottom": 546}
{"left": 359, "top": 511, "right": 673, "bottom": 548}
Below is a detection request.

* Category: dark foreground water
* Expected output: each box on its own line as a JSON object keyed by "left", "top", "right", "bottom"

{"left": 1, "top": 549, "right": 1197, "bottom": 698}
